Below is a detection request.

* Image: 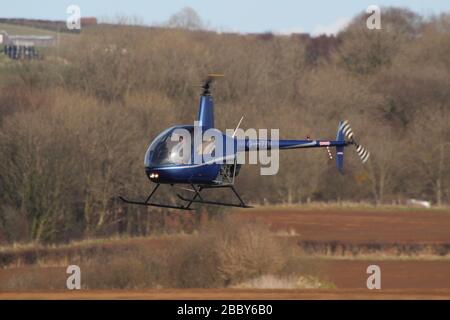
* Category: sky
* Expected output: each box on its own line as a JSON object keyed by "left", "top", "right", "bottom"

{"left": 1, "top": 0, "right": 449, "bottom": 35}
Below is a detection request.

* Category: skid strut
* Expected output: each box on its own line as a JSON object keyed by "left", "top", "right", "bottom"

{"left": 177, "top": 185, "right": 252, "bottom": 208}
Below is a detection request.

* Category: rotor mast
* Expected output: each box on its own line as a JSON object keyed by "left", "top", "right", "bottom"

{"left": 197, "top": 73, "right": 223, "bottom": 129}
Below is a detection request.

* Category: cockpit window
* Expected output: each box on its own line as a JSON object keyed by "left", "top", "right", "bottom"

{"left": 144, "top": 127, "right": 194, "bottom": 167}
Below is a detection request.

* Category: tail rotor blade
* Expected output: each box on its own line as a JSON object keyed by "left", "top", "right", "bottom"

{"left": 342, "top": 120, "right": 354, "bottom": 140}
{"left": 355, "top": 144, "right": 370, "bottom": 163}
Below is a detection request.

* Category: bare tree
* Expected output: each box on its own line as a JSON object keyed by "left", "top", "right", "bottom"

{"left": 166, "top": 7, "right": 204, "bottom": 31}
{"left": 409, "top": 108, "right": 450, "bottom": 206}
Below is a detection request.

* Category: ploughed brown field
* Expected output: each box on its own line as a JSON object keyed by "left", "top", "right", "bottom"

{"left": 1, "top": 206, "right": 450, "bottom": 299}
{"left": 1, "top": 260, "right": 450, "bottom": 299}
{"left": 239, "top": 207, "right": 450, "bottom": 244}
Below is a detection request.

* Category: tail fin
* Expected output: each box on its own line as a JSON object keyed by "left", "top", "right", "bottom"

{"left": 336, "top": 121, "right": 346, "bottom": 173}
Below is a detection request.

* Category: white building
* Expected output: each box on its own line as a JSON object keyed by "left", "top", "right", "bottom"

{"left": 0, "top": 30, "right": 55, "bottom": 47}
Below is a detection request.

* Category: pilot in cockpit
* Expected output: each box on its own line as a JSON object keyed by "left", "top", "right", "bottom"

{"left": 170, "top": 134, "right": 190, "bottom": 164}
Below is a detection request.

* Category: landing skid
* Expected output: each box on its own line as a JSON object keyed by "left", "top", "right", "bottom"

{"left": 118, "top": 196, "right": 192, "bottom": 210}
{"left": 119, "top": 183, "right": 252, "bottom": 210}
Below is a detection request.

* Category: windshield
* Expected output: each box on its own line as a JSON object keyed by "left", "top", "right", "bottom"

{"left": 144, "top": 126, "right": 194, "bottom": 167}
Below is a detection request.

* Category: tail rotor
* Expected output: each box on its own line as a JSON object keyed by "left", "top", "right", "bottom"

{"left": 337, "top": 120, "right": 370, "bottom": 168}
{"left": 340, "top": 120, "right": 370, "bottom": 164}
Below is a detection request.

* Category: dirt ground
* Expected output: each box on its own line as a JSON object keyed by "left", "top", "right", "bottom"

{"left": 238, "top": 207, "right": 450, "bottom": 244}
{"left": 1, "top": 207, "right": 450, "bottom": 299}
{"left": 323, "top": 260, "right": 450, "bottom": 289}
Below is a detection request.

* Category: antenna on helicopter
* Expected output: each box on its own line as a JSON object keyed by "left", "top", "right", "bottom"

{"left": 232, "top": 116, "right": 244, "bottom": 137}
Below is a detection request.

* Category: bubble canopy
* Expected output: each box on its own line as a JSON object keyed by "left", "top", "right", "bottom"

{"left": 144, "top": 126, "right": 195, "bottom": 168}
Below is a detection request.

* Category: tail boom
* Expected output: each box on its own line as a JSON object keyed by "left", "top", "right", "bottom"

{"left": 242, "top": 139, "right": 346, "bottom": 151}
{"left": 236, "top": 120, "right": 368, "bottom": 174}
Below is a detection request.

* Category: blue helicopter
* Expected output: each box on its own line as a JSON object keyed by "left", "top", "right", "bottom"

{"left": 119, "top": 74, "right": 369, "bottom": 210}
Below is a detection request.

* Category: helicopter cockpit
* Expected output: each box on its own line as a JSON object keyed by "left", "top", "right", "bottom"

{"left": 144, "top": 126, "right": 194, "bottom": 168}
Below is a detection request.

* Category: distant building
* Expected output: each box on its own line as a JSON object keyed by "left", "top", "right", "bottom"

{"left": 80, "top": 17, "right": 98, "bottom": 27}
{"left": 0, "top": 30, "right": 55, "bottom": 47}
{"left": 1, "top": 30, "right": 50, "bottom": 60}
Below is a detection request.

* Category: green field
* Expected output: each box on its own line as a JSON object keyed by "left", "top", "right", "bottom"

{"left": 0, "top": 22, "right": 78, "bottom": 49}
{"left": 0, "top": 22, "right": 77, "bottom": 78}
{"left": 0, "top": 23, "right": 59, "bottom": 36}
